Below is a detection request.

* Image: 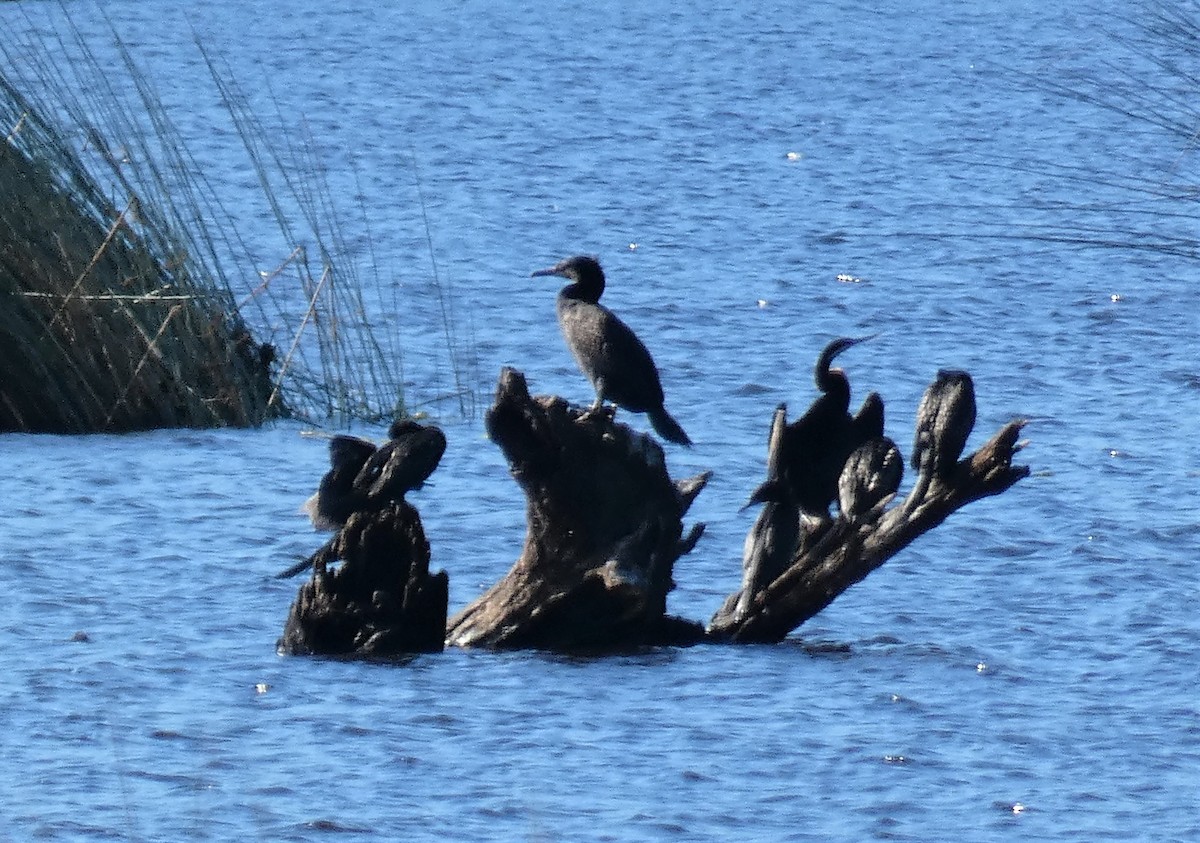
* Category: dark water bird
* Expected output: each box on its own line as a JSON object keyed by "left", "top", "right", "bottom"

{"left": 302, "top": 434, "right": 378, "bottom": 530}
{"left": 352, "top": 418, "right": 447, "bottom": 506}
{"left": 839, "top": 389, "right": 903, "bottom": 520}
{"left": 284, "top": 418, "right": 447, "bottom": 579}
{"left": 912, "top": 369, "right": 976, "bottom": 478}
{"left": 781, "top": 336, "right": 873, "bottom": 519}
{"left": 735, "top": 405, "right": 800, "bottom": 620}
{"left": 530, "top": 255, "right": 692, "bottom": 446}
{"left": 839, "top": 437, "right": 903, "bottom": 520}
{"left": 906, "top": 369, "right": 976, "bottom": 510}
{"left": 302, "top": 419, "right": 446, "bottom": 530}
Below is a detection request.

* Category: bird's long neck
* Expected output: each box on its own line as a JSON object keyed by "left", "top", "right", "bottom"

{"left": 817, "top": 367, "right": 850, "bottom": 410}
{"left": 559, "top": 268, "right": 605, "bottom": 304}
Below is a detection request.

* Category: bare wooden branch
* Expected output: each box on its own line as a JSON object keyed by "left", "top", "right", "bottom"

{"left": 709, "top": 374, "right": 1028, "bottom": 644}
{"left": 446, "top": 367, "right": 708, "bottom": 650}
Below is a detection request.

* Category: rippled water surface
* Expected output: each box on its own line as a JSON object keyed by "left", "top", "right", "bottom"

{"left": 2, "top": 1, "right": 1199, "bottom": 840}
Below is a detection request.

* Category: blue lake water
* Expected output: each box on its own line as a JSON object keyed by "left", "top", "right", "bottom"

{"left": 2, "top": 0, "right": 1199, "bottom": 840}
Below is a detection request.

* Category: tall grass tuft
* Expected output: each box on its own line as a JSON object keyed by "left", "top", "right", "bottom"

{"left": 0, "top": 10, "right": 473, "bottom": 432}
{"left": 0, "top": 69, "right": 276, "bottom": 432}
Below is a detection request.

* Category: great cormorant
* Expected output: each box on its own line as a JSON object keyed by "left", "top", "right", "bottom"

{"left": 911, "top": 369, "right": 976, "bottom": 479}
{"left": 781, "top": 336, "right": 872, "bottom": 519}
{"left": 531, "top": 255, "right": 692, "bottom": 446}
{"left": 906, "top": 369, "right": 976, "bottom": 510}
{"left": 284, "top": 418, "right": 447, "bottom": 580}
{"left": 302, "top": 434, "right": 378, "bottom": 530}
{"left": 352, "top": 418, "right": 447, "bottom": 505}
{"left": 839, "top": 438, "right": 903, "bottom": 521}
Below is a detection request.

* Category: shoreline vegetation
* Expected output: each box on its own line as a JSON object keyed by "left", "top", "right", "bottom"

{"left": 0, "top": 14, "right": 475, "bottom": 433}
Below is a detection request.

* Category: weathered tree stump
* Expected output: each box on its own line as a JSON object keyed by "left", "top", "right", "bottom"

{"left": 446, "top": 367, "right": 709, "bottom": 650}
{"left": 278, "top": 501, "right": 448, "bottom": 657}
{"left": 709, "top": 372, "right": 1028, "bottom": 643}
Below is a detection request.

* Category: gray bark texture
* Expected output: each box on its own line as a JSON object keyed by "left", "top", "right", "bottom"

{"left": 446, "top": 367, "right": 708, "bottom": 650}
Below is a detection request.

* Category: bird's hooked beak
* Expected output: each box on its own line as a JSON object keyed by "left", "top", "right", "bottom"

{"left": 531, "top": 265, "right": 563, "bottom": 278}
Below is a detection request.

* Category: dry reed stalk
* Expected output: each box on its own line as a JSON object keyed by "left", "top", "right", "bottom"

{"left": 269, "top": 265, "right": 331, "bottom": 411}
{"left": 104, "top": 303, "right": 184, "bottom": 426}
{"left": 47, "top": 198, "right": 137, "bottom": 332}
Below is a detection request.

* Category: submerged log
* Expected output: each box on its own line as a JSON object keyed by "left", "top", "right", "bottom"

{"left": 710, "top": 372, "right": 1028, "bottom": 643}
{"left": 446, "top": 367, "right": 709, "bottom": 650}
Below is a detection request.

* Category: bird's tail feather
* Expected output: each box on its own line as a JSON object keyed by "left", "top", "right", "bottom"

{"left": 649, "top": 406, "right": 693, "bottom": 447}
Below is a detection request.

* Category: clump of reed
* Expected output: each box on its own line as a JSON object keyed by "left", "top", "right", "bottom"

{"left": 0, "top": 75, "right": 277, "bottom": 432}
{"left": 0, "top": 13, "right": 469, "bottom": 432}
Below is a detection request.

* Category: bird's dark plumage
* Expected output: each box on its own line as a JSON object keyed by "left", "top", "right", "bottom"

{"left": 851, "top": 391, "right": 885, "bottom": 443}
{"left": 531, "top": 255, "right": 691, "bottom": 446}
{"left": 912, "top": 369, "right": 976, "bottom": 478}
{"left": 302, "top": 419, "right": 446, "bottom": 531}
{"left": 303, "top": 434, "right": 378, "bottom": 530}
{"left": 353, "top": 418, "right": 447, "bottom": 505}
{"left": 285, "top": 418, "right": 447, "bottom": 580}
{"left": 839, "top": 436, "right": 903, "bottom": 520}
{"left": 782, "top": 336, "right": 872, "bottom": 519}
{"left": 903, "top": 369, "right": 975, "bottom": 513}
{"left": 839, "top": 389, "right": 902, "bottom": 520}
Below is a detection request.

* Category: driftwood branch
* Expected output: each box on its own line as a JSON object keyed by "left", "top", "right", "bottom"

{"left": 709, "top": 371, "right": 1028, "bottom": 644}
{"left": 446, "top": 367, "right": 708, "bottom": 650}
{"left": 277, "top": 367, "right": 1027, "bottom": 657}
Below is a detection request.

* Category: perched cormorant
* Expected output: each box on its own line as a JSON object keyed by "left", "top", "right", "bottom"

{"left": 906, "top": 369, "right": 976, "bottom": 510}
{"left": 303, "top": 419, "right": 446, "bottom": 528}
{"left": 839, "top": 437, "right": 903, "bottom": 521}
{"left": 781, "top": 336, "right": 872, "bottom": 519}
{"left": 531, "top": 255, "right": 692, "bottom": 446}
{"left": 352, "top": 418, "right": 447, "bottom": 506}
{"left": 302, "top": 434, "right": 378, "bottom": 530}
{"left": 284, "top": 418, "right": 447, "bottom": 580}
{"left": 838, "top": 388, "right": 902, "bottom": 518}
{"left": 911, "top": 369, "right": 976, "bottom": 479}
